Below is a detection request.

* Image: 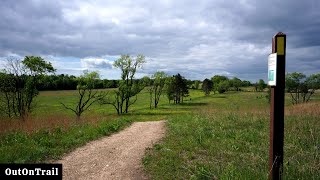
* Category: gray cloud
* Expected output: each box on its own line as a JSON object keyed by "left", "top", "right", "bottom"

{"left": 0, "top": 0, "right": 319, "bottom": 81}
{"left": 80, "top": 58, "right": 113, "bottom": 69}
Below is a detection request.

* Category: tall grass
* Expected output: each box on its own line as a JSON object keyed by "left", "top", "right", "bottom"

{"left": 144, "top": 93, "right": 320, "bottom": 179}
{"left": 0, "top": 117, "right": 132, "bottom": 163}
{"left": 0, "top": 89, "right": 204, "bottom": 163}
{"left": 0, "top": 114, "right": 120, "bottom": 134}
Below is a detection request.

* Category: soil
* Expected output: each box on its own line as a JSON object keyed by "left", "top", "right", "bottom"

{"left": 56, "top": 120, "right": 166, "bottom": 180}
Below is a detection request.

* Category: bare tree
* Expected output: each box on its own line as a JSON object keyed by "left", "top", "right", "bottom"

{"left": 60, "top": 71, "right": 106, "bottom": 119}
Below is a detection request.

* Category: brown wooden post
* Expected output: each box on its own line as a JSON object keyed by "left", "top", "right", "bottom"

{"left": 269, "top": 32, "right": 286, "bottom": 179}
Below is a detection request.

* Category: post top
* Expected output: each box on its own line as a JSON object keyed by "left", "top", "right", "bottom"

{"left": 274, "top": 32, "right": 286, "bottom": 37}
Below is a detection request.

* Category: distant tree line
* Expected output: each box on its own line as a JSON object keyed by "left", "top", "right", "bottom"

{"left": 36, "top": 74, "right": 119, "bottom": 90}
{"left": 198, "top": 75, "right": 262, "bottom": 96}
{"left": 198, "top": 73, "right": 320, "bottom": 106}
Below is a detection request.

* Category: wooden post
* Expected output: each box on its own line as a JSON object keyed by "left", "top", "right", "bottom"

{"left": 269, "top": 32, "right": 286, "bottom": 179}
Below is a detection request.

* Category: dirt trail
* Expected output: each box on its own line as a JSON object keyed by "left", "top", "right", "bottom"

{"left": 57, "top": 120, "right": 166, "bottom": 180}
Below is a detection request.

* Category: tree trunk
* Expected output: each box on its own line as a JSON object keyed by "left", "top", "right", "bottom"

{"left": 150, "top": 91, "right": 152, "bottom": 109}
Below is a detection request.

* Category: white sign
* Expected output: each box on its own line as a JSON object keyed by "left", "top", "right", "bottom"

{"left": 268, "top": 53, "right": 277, "bottom": 86}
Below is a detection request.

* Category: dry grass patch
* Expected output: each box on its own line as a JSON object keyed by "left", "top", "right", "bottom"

{"left": 0, "top": 114, "right": 118, "bottom": 134}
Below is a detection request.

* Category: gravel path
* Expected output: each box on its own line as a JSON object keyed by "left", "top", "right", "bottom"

{"left": 56, "top": 120, "right": 166, "bottom": 180}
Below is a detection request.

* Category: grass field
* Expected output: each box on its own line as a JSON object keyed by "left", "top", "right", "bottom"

{"left": 143, "top": 91, "right": 320, "bottom": 179}
{"left": 0, "top": 88, "right": 319, "bottom": 179}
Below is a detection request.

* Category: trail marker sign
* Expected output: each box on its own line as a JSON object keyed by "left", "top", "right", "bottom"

{"left": 268, "top": 53, "right": 277, "bottom": 86}
{"left": 269, "top": 32, "right": 286, "bottom": 180}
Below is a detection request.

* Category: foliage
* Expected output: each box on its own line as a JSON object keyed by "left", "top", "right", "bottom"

{"left": 0, "top": 72, "right": 16, "bottom": 117}
{"left": 141, "top": 76, "right": 152, "bottom": 86}
{"left": 253, "top": 79, "right": 267, "bottom": 92}
{"left": 101, "top": 54, "right": 146, "bottom": 114}
{"left": 37, "top": 74, "right": 78, "bottom": 90}
{"left": 149, "top": 72, "right": 167, "bottom": 109}
{"left": 211, "top": 75, "right": 228, "bottom": 84}
{"left": 265, "top": 87, "right": 271, "bottom": 104}
{"left": 216, "top": 80, "right": 230, "bottom": 94}
{"left": 60, "top": 71, "right": 107, "bottom": 119}
{"left": 22, "top": 56, "right": 55, "bottom": 76}
{"left": 0, "top": 56, "right": 55, "bottom": 119}
{"left": 258, "top": 79, "right": 267, "bottom": 91}
{"left": 36, "top": 74, "right": 120, "bottom": 91}
{"left": 193, "top": 80, "right": 200, "bottom": 89}
{"left": 185, "top": 79, "right": 194, "bottom": 89}
{"left": 229, "top": 77, "right": 242, "bottom": 91}
{"left": 286, "top": 72, "right": 320, "bottom": 104}
{"left": 166, "top": 74, "right": 189, "bottom": 104}
{"left": 241, "top": 80, "right": 252, "bottom": 87}
{"left": 202, "top": 78, "right": 213, "bottom": 96}
{"left": 211, "top": 75, "right": 229, "bottom": 93}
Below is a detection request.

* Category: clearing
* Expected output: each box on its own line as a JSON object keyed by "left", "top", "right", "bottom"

{"left": 56, "top": 120, "right": 166, "bottom": 180}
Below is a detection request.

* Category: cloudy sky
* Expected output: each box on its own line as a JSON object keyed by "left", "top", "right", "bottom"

{"left": 0, "top": 0, "right": 319, "bottom": 81}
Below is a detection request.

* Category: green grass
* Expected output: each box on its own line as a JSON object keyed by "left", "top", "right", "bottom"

{"left": 143, "top": 92, "right": 320, "bottom": 179}
{"left": 0, "top": 117, "right": 132, "bottom": 163}
{"left": 0, "top": 88, "right": 204, "bottom": 163}
{"left": 33, "top": 88, "right": 199, "bottom": 119}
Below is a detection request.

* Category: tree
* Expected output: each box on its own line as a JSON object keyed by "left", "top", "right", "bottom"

{"left": 166, "top": 73, "right": 189, "bottom": 104}
{"left": 211, "top": 75, "right": 229, "bottom": 93}
{"left": 141, "top": 76, "right": 152, "bottom": 87}
{"left": 103, "top": 79, "right": 118, "bottom": 88}
{"left": 265, "top": 86, "right": 271, "bottom": 104}
{"left": 230, "top": 77, "right": 242, "bottom": 91}
{"left": 202, "top": 78, "right": 213, "bottom": 96}
{"left": 0, "top": 71, "right": 16, "bottom": 117}
{"left": 194, "top": 80, "right": 200, "bottom": 89}
{"left": 37, "top": 74, "right": 78, "bottom": 90}
{"left": 102, "top": 54, "right": 146, "bottom": 114}
{"left": 306, "top": 73, "right": 320, "bottom": 91}
{"left": 257, "top": 79, "right": 267, "bottom": 91}
{"left": 0, "top": 56, "right": 55, "bottom": 119}
{"left": 186, "top": 79, "right": 194, "bottom": 89}
{"left": 149, "top": 72, "right": 167, "bottom": 109}
{"left": 60, "top": 71, "right": 106, "bottom": 119}
{"left": 216, "top": 80, "right": 230, "bottom": 94}
{"left": 165, "top": 77, "right": 174, "bottom": 104}
{"left": 242, "top": 80, "right": 252, "bottom": 87}
{"left": 286, "top": 72, "right": 320, "bottom": 104}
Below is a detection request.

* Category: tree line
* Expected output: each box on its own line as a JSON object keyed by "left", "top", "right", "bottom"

{"left": 1, "top": 55, "right": 319, "bottom": 120}
{"left": 201, "top": 75, "right": 266, "bottom": 95}
{"left": 0, "top": 55, "right": 190, "bottom": 119}
{"left": 37, "top": 74, "right": 119, "bottom": 90}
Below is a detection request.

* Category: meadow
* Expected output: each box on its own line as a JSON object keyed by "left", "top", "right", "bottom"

{"left": 143, "top": 91, "right": 320, "bottom": 179}
{"left": 0, "top": 88, "right": 319, "bottom": 179}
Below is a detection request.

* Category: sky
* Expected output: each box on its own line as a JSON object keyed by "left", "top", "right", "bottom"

{"left": 0, "top": 0, "right": 319, "bottom": 81}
